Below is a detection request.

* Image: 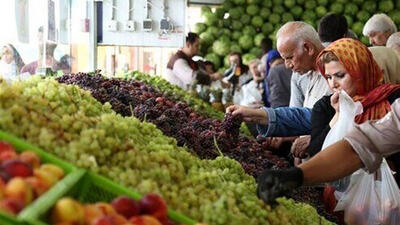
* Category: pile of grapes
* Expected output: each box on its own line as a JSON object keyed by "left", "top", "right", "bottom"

{"left": 0, "top": 76, "right": 333, "bottom": 225}
{"left": 58, "top": 73, "right": 289, "bottom": 177}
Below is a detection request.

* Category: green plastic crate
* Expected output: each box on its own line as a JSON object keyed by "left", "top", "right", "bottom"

{"left": 20, "top": 171, "right": 197, "bottom": 225}
{"left": 0, "top": 130, "right": 78, "bottom": 225}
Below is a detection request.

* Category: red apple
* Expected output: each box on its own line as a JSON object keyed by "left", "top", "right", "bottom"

{"left": 0, "top": 151, "right": 18, "bottom": 163}
{"left": 19, "top": 151, "right": 41, "bottom": 168}
{"left": 129, "top": 216, "right": 162, "bottom": 225}
{"left": 1, "top": 159, "right": 33, "bottom": 178}
{"left": 25, "top": 176, "right": 49, "bottom": 197}
{"left": 0, "top": 141, "right": 15, "bottom": 153}
{"left": 111, "top": 196, "right": 140, "bottom": 219}
{"left": 0, "top": 198, "right": 25, "bottom": 215}
{"left": 139, "top": 194, "right": 167, "bottom": 221}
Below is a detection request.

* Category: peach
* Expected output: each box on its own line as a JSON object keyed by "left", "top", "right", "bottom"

{"left": 0, "top": 141, "right": 15, "bottom": 153}
{"left": 19, "top": 151, "right": 41, "bottom": 168}
{"left": 83, "top": 204, "right": 104, "bottom": 225}
{"left": 111, "top": 196, "right": 140, "bottom": 219}
{"left": 0, "top": 198, "right": 24, "bottom": 215}
{"left": 1, "top": 159, "right": 33, "bottom": 178}
{"left": 25, "top": 176, "right": 50, "bottom": 197}
{"left": 129, "top": 216, "right": 162, "bottom": 225}
{"left": 40, "top": 164, "right": 64, "bottom": 180}
{"left": 94, "top": 202, "right": 117, "bottom": 216}
{"left": 5, "top": 177, "right": 33, "bottom": 205}
{"left": 51, "top": 197, "right": 85, "bottom": 224}
{"left": 33, "top": 168, "right": 58, "bottom": 188}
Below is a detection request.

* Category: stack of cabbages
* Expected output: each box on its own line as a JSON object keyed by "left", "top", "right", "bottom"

{"left": 195, "top": 0, "right": 400, "bottom": 71}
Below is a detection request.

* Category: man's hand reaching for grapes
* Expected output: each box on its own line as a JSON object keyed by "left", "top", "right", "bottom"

{"left": 226, "top": 105, "right": 268, "bottom": 125}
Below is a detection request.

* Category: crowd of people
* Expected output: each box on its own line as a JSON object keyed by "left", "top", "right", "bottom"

{"left": 166, "top": 12, "right": 400, "bottom": 224}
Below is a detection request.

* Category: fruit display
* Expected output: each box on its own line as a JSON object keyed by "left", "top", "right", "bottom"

{"left": 0, "top": 76, "right": 333, "bottom": 224}
{"left": 57, "top": 73, "right": 289, "bottom": 177}
{"left": 50, "top": 194, "right": 178, "bottom": 225}
{"left": 197, "top": 0, "right": 400, "bottom": 70}
{"left": 0, "top": 141, "right": 65, "bottom": 215}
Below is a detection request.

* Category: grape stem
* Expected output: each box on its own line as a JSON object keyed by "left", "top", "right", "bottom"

{"left": 213, "top": 136, "right": 224, "bottom": 157}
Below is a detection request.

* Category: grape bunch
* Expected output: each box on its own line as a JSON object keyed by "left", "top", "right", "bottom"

{"left": 58, "top": 73, "right": 290, "bottom": 177}
{"left": 0, "top": 76, "right": 334, "bottom": 225}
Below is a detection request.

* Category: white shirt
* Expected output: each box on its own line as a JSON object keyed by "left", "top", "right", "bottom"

{"left": 164, "top": 59, "right": 197, "bottom": 90}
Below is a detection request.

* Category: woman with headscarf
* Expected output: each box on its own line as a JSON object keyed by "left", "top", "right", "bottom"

{"left": 0, "top": 44, "right": 25, "bottom": 81}
{"left": 264, "top": 49, "right": 292, "bottom": 108}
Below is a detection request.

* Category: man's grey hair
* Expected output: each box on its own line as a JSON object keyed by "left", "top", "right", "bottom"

{"left": 276, "top": 21, "right": 322, "bottom": 48}
{"left": 386, "top": 32, "right": 400, "bottom": 49}
{"left": 249, "top": 58, "right": 261, "bottom": 66}
{"left": 362, "top": 13, "right": 397, "bottom": 36}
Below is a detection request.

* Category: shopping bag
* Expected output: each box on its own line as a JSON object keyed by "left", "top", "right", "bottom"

{"left": 336, "top": 160, "right": 400, "bottom": 225}
{"left": 321, "top": 90, "right": 363, "bottom": 191}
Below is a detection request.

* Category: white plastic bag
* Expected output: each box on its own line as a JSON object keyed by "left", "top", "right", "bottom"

{"left": 321, "top": 90, "right": 363, "bottom": 191}
{"left": 336, "top": 160, "right": 400, "bottom": 225}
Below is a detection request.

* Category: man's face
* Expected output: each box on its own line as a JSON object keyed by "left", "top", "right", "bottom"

{"left": 278, "top": 39, "right": 315, "bottom": 74}
{"left": 229, "top": 55, "right": 240, "bottom": 66}
{"left": 188, "top": 38, "right": 199, "bottom": 56}
{"left": 368, "top": 31, "right": 391, "bottom": 46}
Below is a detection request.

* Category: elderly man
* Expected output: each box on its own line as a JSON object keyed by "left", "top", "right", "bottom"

{"left": 362, "top": 13, "right": 397, "bottom": 46}
{"left": 386, "top": 32, "right": 400, "bottom": 61}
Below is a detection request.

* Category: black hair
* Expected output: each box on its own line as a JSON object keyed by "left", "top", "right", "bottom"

{"left": 203, "top": 61, "right": 215, "bottom": 72}
{"left": 318, "top": 13, "right": 348, "bottom": 43}
{"left": 260, "top": 37, "right": 273, "bottom": 54}
{"left": 186, "top": 32, "right": 199, "bottom": 44}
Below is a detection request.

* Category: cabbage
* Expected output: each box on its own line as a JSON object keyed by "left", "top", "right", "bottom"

{"left": 239, "top": 35, "right": 254, "bottom": 50}
{"left": 336, "top": 0, "right": 347, "bottom": 3}
{"left": 344, "top": 3, "right": 358, "bottom": 15}
{"left": 302, "top": 10, "right": 316, "bottom": 21}
{"left": 284, "top": 0, "right": 296, "bottom": 8}
{"left": 262, "top": 23, "right": 274, "bottom": 34}
{"left": 360, "top": 36, "right": 369, "bottom": 45}
{"left": 246, "top": 4, "right": 259, "bottom": 16}
{"left": 345, "top": 15, "right": 354, "bottom": 27}
{"left": 282, "top": 13, "right": 294, "bottom": 23}
{"left": 352, "top": 0, "right": 364, "bottom": 5}
{"left": 262, "top": 0, "right": 272, "bottom": 7}
{"left": 315, "top": 6, "right": 327, "bottom": 18}
{"left": 203, "top": 12, "right": 218, "bottom": 26}
{"left": 222, "top": 0, "right": 234, "bottom": 9}
{"left": 241, "top": 14, "right": 252, "bottom": 25}
{"left": 389, "top": 11, "right": 400, "bottom": 24}
{"left": 214, "top": 8, "right": 226, "bottom": 19}
{"left": 330, "top": 3, "right": 343, "bottom": 14}
{"left": 317, "top": 0, "right": 328, "bottom": 6}
{"left": 194, "top": 23, "right": 206, "bottom": 34}
{"left": 199, "top": 32, "right": 214, "bottom": 46}
{"left": 273, "top": 5, "right": 285, "bottom": 14}
{"left": 356, "top": 11, "right": 370, "bottom": 23}
{"left": 254, "top": 33, "right": 266, "bottom": 46}
{"left": 305, "top": 0, "right": 316, "bottom": 9}
{"left": 232, "top": 31, "right": 242, "bottom": 40}
{"left": 242, "top": 53, "right": 257, "bottom": 65}
{"left": 219, "top": 28, "right": 231, "bottom": 37}
{"left": 206, "top": 27, "right": 219, "bottom": 37}
{"left": 230, "top": 44, "right": 242, "bottom": 53}
{"left": 268, "top": 14, "right": 281, "bottom": 24}
{"left": 205, "top": 53, "right": 221, "bottom": 68}
{"left": 290, "top": 6, "right": 303, "bottom": 18}
{"left": 234, "top": 0, "right": 246, "bottom": 5}
{"left": 201, "top": 6, "right": 212, "bottom": 16}
{"left": 232, "top": 21, "right": 244, "bottom": 30}
{"left": 222, "top": 18, "right": 232, "bottom": 28}
{"left": 243, "top": 26, "right": 257, "bottom": 36}
{"left": 228, "top": 8, "right": 242, "bottom": 20}
{"left": 272, "top": 0, "right": 282, "bottom": 6}
{"left": 296, "top": 0, "right": 305, "bottom": 4}
{"left": 247, "top": 0, "right": 261, "bottom": 4}
{"left": 379, "top": 1, "right": 394, "bottom": 13}
{"left": 352, "top": 22, "right": 364, "bottom": 34}
{"left": 251, "top": 16, "right": 264, "bottom": 28}
{"left": 250, "top": 47, "right": 263, "bottom": 57}
{"left": 260, "top": 8, "right": 271, "bottom": 19}
{"left": 362, "top": 1, "right": 377, "bottom": 13}
{"left": 213, "top": 39, "right": 231, "bottom": 56}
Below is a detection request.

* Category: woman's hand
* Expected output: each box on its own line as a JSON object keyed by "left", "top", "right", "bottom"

{"left": 330, "top": 91, "right": 340, "bottom": 112}
{"left": 291, "top": 135, "right": 311, "bottom": 159}
{"left": 226, "top": 105, "right": 268, "bottom": 125}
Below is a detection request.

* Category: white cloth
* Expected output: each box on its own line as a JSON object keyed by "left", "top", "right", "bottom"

{"left": 234, "top": 80, "right": 264, "bottom": 107}
{"left": 163, "top": 59, "right": 197, "bottom": 90}
{"left": 303, "top": 72, "right": 332, "bottom": 108}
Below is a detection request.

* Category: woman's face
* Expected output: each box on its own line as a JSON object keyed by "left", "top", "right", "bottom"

{"left": 1, "top": 46, "right": 13, "bottom": 64}
{"left": 229, "top": 55, "right": 240, "bottom": 66}
{"left": 324, "top": 60, "right": 358, "bottom": 97}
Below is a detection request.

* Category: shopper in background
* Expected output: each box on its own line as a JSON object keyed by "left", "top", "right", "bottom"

{"left": 386, "top": 32, "right": 400, "bottom": 61}
{"left": 369, "top": 46, "right": 400, "bottom": 84}
{"left": 57, "top": 54, "right": 74, "bottom": 75}
{"left": 165, "top": 32, "right": 218, "bottom": 90}
{"left": 264, "top": 50, "right": 292, "bottom": 108}
{"left": 0, "top": 44, "right": 25, "bottom": 81}
{"left": 363, "top": 13, "right": 397, "bottom": 46}
{"left": 260, "top": 37, "right": 273, "bottom": 69}
{"left": 318, "top": 13, "right": 349, "bottom": 47}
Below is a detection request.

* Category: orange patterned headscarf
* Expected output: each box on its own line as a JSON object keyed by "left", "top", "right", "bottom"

{"left": 317, "top": 38, "right": 400, "bottom": 123}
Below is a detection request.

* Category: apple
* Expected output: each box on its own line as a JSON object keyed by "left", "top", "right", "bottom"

{"left": 83, "top": 204, "right": 104, "bottom": 225}
{"left": 19, "top": 151, "right": 41, "bottom": 168}
{"left": 111, "top": 196, "right": 140, "bottom": 219}
{"left": 25, "top": 176, "right": 49, "bottom": 197}
{"left": 0, "top": 151, "right": 18, "bottom": 163}
{"left": 129, "top": 216, "right": 162, "bottom": 225}
{"left": 51, "top": 197, "right": 85, "bottom": 224}
{"left": 1, "top": 159, "right": 33, "bottom": 178}
{"left": 139, "top": 194, "right": 167, "bottom": 221}
{"left": 94, "top": 202, "right": 117, "bottom": 216}
{"left": 5, "top": 177, "right": 34, "bottom": 205}
{"left": 34, "top": 168, "right": 58, "bottom": 188}
{"left": 40, "top": 164, "right": 64, "bottom": 180}
{"left": 0, "top": 141, "right": 15, "bottom": 153}
{"left": 0, "top": 198, "right": 24, "bottom": 215}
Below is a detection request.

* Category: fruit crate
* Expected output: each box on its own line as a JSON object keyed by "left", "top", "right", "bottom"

{"left": 0, "top": 130, "right": 79, "bottom": 225}
{"left": 19, "top": 171, "right": 198, "bottom": 225}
